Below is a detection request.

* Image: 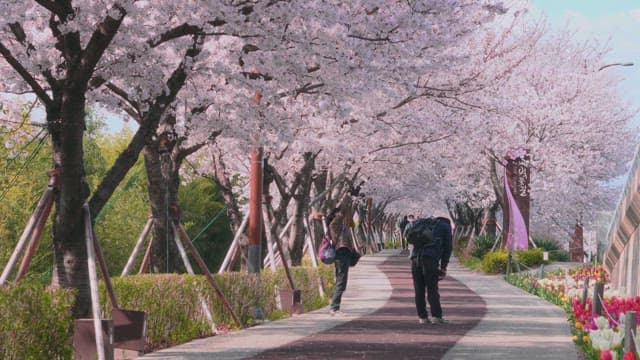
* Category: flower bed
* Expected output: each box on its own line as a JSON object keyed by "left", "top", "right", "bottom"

{"left": 507, "top": 265, "right": 640, "bottom": 360}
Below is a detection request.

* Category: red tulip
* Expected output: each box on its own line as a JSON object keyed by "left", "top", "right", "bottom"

{"left": 600, "top": 350, "right": 613, "bottom": 360}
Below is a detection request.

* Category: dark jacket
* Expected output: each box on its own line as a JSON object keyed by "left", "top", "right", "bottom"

{"left": 328, "top": 194, "right": 354, "bottom": 251}
{"left": 411, "top": 217, "right": 452, "bottom": 269}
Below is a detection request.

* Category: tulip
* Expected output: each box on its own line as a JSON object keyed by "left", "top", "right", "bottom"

{"left": 600, "top": 350, "right": 615, "bottom": 360}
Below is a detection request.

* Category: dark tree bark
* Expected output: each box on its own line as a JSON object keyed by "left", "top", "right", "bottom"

{"left": 287, "top": 152, "right": 317, "bottom": 265}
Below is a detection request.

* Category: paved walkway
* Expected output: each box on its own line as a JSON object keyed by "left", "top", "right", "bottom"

{"left": 139, "top": 249, "right": 579, "bottom": 360}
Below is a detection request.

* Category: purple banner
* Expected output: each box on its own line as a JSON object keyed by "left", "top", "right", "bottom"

{"left": 504, "top": 167, "right": 528, "bottom": 250}
{"left": 503, "top": 148, "right": 530, "bottom": 250}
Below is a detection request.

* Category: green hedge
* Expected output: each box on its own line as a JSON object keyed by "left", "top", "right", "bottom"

{"left": 0, "top": 282, "right": 74, "bottom": 360}
{"left": 482, "top": 250, "right": 508, "bottom": 273}
{"left": 101, "top": 264, "right": 334, "bottom": 352}
{"left": 481, "top": 248, "right": 545, "bottom": 274}
{"left": 516, "top": 248, "right": 544, "bottom": 267}
{"left": 0, "top": 264, "right": 333, "bottom": 357}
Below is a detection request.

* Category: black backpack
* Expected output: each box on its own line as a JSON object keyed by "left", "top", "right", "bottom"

{"left": 404, "top": 217, "right": 439, "bottom": 248}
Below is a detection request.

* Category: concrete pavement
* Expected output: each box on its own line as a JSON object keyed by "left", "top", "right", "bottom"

{"left": 443, "top": 259, "right": 579, "bottom": 359}
{"left": 138, "top": 250, "right": 393, "bottom": 359}
{"left": 139, "top": 249, "right": 579, "bottom": 360}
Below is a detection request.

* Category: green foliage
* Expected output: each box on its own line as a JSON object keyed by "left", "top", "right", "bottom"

{"left": 93, "top": 127, "right": 149, "bottom": 276}
{"left": 383, "top": 239, "right": 402, "bottom": 249}
{"left": 460, "top": 256, "right": 483, "bottom": 271}
{"left": 0, "top": 281, "right": 75, "bottom": 359}
{"left": 471, "top": 235, "right": 496, "bottom": 259}
{"left": 481, "top": 250, "right": 508, "bottom": 274}
{"left": 515, "top": 248, "right": 544, "bottom": 268}
{"left": 532, "top": 236, "right": 570, "bottom": 262}
{"left": 101, "top": 264, "right": 334, "bottom": 352}
{"left": 453, "top": 235, "right": 469, "bottom": 258}
{"left": 179, "top": 177, "right": 233, "bottom": 273}
{"left": 481, "top": 248, "right": 546, "bottom": 274}
{"left": 0, "top": 119, "right": 53, "bottom": 281}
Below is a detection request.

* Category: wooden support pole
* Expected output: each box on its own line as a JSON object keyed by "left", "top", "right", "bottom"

{"left": 303, "top": 218, "right": 319, "bottom": 268}
{"left": 170, "top": 222, "right": 194, "bottom": 274}
{"left": 262, "top": 206, "right": 295, "bottom": 291}
{"left": 92, "top": 227, "right": 119, "bottom": 310}
{"left": 170, "top": 222, "right": 215, "bottom": 331}
{"left": 624, "top": 311, "right": 637, "bottom": 355}
{"left": 174, "top": 222, "right": 243, "bottom": 328}
{"left": 592, "top": 282, "right": 604, "bottom": 316}
{"left": 122, "top": 217, "right": 153, "bottom": 276}
{"left": 0, "top": 188, "right": 53, "bottom": 285}
{"left": 263, "top": 217, "right": 278, "bottom": 272}
{"left": 218, "top": 213, "right": 249, "bottom": 273}
{"left": 263, "top": 217, "right": 295, "bottom": 269}
{"left": 304, "top": 218, "right": 325, "bottom": 298}
{"left": 83, "top": 204, "right": 106, "bottom": 360}
{"left": 581, "top": 277, "right": 590, "bottom": 305}
{"left": 15, "top": 190, "right": 54, "bottom": 281}
{"left": 138, "top": 236, "right": 154, "bottom": 274}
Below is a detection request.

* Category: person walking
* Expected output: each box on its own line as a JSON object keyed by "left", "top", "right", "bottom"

{"left": 327, "top": 192, "right": 356, "bottom": 316}
{"left": 407, "top": 215, "right": 453, "bottom": 324}
{"left": 404, "top": 214, "right": 415, "bottom": 257}
{"left": 398, "top": 215, "right": 409, "bottom": 249}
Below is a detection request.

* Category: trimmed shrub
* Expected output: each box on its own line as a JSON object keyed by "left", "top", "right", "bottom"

{"left": 516, "top": 248, "right": 544, "bottom": 268}
{"left": 471, "top": 235, "right": 496, "bottom": 259}
{"left": 383, "top": 239, "right": 402, "bottom": 249}
{"left": 0, "top": 281, "right": 74, "bottom": 360}
{"left": 1, "top": 264, "right": 333, "bottom": 356}
{"left": 482, "top": 248, "right": 545, "bottom": 274}
{"left": 482, "top": 250, "right": 508, "bottom": 274}
{"left": 101, "top": 264, "right": 334, "bottom": 352}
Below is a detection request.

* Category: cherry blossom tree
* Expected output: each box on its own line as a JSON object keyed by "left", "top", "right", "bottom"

{"left": 0, "top": 0, "right": 260, "bottom": 317}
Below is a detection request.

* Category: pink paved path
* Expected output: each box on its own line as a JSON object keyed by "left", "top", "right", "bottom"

{"left": 246, "top": 253, "right": 487, "bottom": 360}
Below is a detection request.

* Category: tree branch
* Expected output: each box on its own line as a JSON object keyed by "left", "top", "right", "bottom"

{"left": 0, "top": 41, "right": 53, "bottom": 108}
{"left": 89, "top": 35, "right": 205, "bottom": 217}
{"left": 104, "top": 81, "right": 141, "bottom": 119}
{"left": 368, "top": 133, "right": 454, "bottom": 154}
{"left": 34, "top": 0, "right": 68, "bottom": 17}
{"left": 80, "top": 4, "right": 126, "bottom": 83}
{"left": 148, "top": 20, "right": 228, "bottom": 48}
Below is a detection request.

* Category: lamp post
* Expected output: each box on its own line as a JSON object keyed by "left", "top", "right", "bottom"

{"left": 598, "top": 62, "right": 634, "bottom": 71}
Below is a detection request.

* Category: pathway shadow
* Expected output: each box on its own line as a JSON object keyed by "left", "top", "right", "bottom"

{"left": 247, "top": 255, "right": 487, "bottom": 360}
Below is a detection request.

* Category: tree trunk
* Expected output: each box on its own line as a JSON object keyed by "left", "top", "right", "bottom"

{"left": 488, "top": 155, "right": 507, "bottom": 247}
{"left": 143, "top": 142, "right": 184, "bottom": 273}
{"left": 287, "top": 152, "right": 316, "bottom": 265}
{"left": 50, "top": 86, "right": 91, "bottom": 318}
{"left": 483, "top": 202, "right": 499, "bottom": 238}
{"left": 210, "top": 147, "right": 247, "bottom": 271}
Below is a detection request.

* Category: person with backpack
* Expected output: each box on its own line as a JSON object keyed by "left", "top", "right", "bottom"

{"left": 404, "top": 215, "right": 453, "bottom": 324}
{"left": 326, "top": 192, "right": 357, "bottom": 316}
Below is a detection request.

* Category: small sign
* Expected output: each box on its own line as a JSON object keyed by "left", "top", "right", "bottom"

{"left": 543, "top": 251, "right": 549, "bottom": 261}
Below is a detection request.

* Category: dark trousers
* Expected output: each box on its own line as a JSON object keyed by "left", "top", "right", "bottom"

{"left": 330, "top": 248, "right": 352, "bottom": 310}
{"left": 411, "top": 256, "right": 442, "bottom": 319}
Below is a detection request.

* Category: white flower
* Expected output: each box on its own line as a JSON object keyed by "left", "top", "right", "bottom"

{"left": 594, "top": 316, "right": 611, "bottom": 330}
{"left": 589, "top": 328, "right": 624, "bottom": 351}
